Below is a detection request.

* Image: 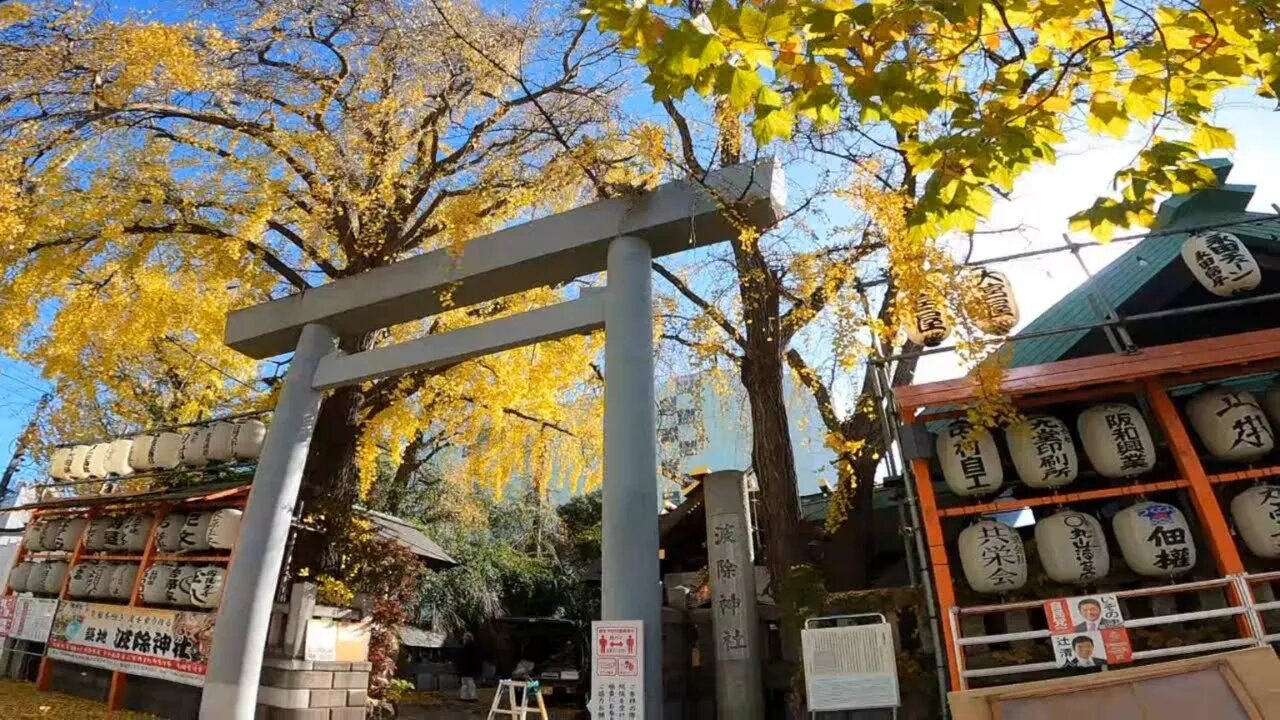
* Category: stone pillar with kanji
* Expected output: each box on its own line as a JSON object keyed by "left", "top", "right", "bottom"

{"left": 702, "top": 470, "right": 764, "bottom": 720}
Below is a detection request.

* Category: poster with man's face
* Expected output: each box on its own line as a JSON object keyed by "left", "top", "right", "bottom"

{"left": 1044, "top": 593, "right": 1132, "bottom": 668}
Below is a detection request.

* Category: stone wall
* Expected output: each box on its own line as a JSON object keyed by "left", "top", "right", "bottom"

{"left": 254, "top": 657, "right": 372, "bottom": 720}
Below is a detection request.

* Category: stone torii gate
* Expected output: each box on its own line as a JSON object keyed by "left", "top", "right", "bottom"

{"left": 197, "top": 160, "right": 785, "bottom": 719}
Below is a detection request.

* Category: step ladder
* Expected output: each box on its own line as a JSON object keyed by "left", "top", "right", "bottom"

{"left": 486, "top": 679, "right": 549, "bottom": 720}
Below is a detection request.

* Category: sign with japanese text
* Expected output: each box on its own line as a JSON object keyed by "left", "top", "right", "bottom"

{"left": 46, "top": 601, "right": 215, "bottom": 686}
{"left": 590, "top": 620, "right": 644, "bottom": 719}
{"left": 0, "top": 596, "right": 14, "bottom": 637}
{"left": 801, "top": 622, "right": 899, "bottom": 712}
{"left": 3, "top": 596, "right": 58, "bottom": 642}
{"left": 707, "top": 511, "right": 751, "bottom": 660}
{"left": 1043, "top": 594, "right": 1132, "bottom": 670}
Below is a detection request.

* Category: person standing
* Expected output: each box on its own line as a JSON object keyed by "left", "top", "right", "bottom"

{"left": 457, "top": 632, "right": 482, "bottom": 702}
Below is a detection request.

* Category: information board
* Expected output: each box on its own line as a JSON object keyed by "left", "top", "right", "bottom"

{"left": 590, "top": 620, "right": 644, "bottom": 719}
{"left": 801, "top": 622, "right": 900, "bottom": 712}
{"left": 0, "top": 596, "right": 58, "bottom": 642}
{"left": 46, "top": 601, "right": 214, "bottom": 686}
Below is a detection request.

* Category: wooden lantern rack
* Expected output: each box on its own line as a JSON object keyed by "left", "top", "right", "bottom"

{"left": 893, "top": 326, "right": 1280, "bottom": 691}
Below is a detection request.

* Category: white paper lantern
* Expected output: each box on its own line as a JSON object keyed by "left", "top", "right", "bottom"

{"left": 102, "top": 516, "right": 128, "bottom": 550}
{"left": 958, "top": 520, "right": 1027, "bottom": 593}
{"left": 205, "top": 422, "right": 237, "bottom": 462}
{"left": 179, "top": 428, "right": 210, "bottom": 467}
{"left": 8, "top": 562, "right": 34, "bottom": 593}
{"left": 49, "top": 448, "right": 73, "bottom": 480}
{"left": 149, "top": 432, "right": 185, "bottom": 470}
{"left": 903, "top": 293, "right": 950, "bottom": 347}
{"left": 937, "top": 421, "right": 1004, "bottom": 497}
{"left": 84, "top": 517, "right": 114, "bottom": 551}
{"left": 66, "top": 445, "right": 91, "bottom": 479}
{"left": 84, "top": 443, "right": 111, "bottom": 478}
{"left": 39, "top": 519, "right": 67, "bottom": 551}
{"left": 1007, "top": 415, "right": 1078, "bottom": 489}
{"left": 1113, "top": 501, "right": 1196, "bottom": 577}
{"left": 117, "top": 515, "right": 153, "bottom": 552}
{"left": 129, "top": 435, "right": 157, "bottom": 472}
{"left": 206, "top": 509, "right": 242, "bottom": 550}
{"left": 87, "top": 563, "right": 114, "bottom": 599}
{"left": 166, "top": 564, "right": 197, "bottom": 606}
{"left": 969, "top": 268, "right": 1019, "bottom": 335}
{"left": 156, "top": 514, "right": 186, "bottom": 553}
{"left": 180, "top": 512, "right": 213, "bottom": 551}
{"left": 1187, "top": 388, "right": 1274, "bottom": 463}
{"left": 68, "top": 562, "right": 99, "bottom": 597}
{"left": 26, "top": 562, "right": 51, "bottom": 595}
{"left": 1035, "top": 511, "right": 1110, "bottom": 584}
{"left": 1077, "top": 403, "right": 1157, "bottom": 478}
{"left": 190, "top": 566, "right": 226, "bottom": 609}
{"left": 51, "top": 518, "right": 86, "bottom": 551}
{"left": 232, "top": 420, "right": 268, "bottom": 460}
{"left": 23, "top": 521, "right": 45, "bottom": 551}
{"left": 42, "top": 561, "right": 68, "bottom": 594}
{"left": 1181, "top": 231, "right": 1260, "bottom": 297}
{"left": 141, "top": 563, "right": 175, "bottom": 604}
{"left": 108, "top": 564, "right": 138, "bottom": 600}
{"left": 104, "top": 438, "right": 134, "bottom": 476}
{"left": 1231, "top": 485, "right": 1280, "bottom": 559}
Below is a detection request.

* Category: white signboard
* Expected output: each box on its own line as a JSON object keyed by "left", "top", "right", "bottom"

{"left": 590, "top": 620, "right": 644, "bottom": 719}
{"left": 46, "top": 601, "right": 214, "bottom": 686}
{"left": 3, "top": 596, "right": 58, "bottom": 642}
{"left": 801, "top": 622, "right": 900, "bottom": 712}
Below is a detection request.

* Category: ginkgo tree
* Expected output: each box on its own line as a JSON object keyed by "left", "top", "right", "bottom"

{"left": 0, "top": 0, "right": 651, "bottom": 586}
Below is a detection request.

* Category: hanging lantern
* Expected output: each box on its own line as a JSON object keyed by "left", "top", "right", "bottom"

{"left": 117, "top": 515, "right": 153, "bottom": 552}
{"left": 108, "top": 564, "right": 138, "bottom": 600}
{"left": 66, "top": 445, "right": 91, "bottom": 479}
{"left": 68, "top": 563, "right": 100, "bottom": 597}
{"left": 937, "top": 421, "right": 1004, "bottom": 497}
{"left": 8, "top": 562, "right": 34, "bottom": 593}
{"left": 1113, "top": 501, "right": 1196, "bottom": 577}
{"left": 1187, "top": 388, "right": 1274, "bottom": 463}
{"left": 129, "top": 435, "right": 157, "bottom": 472}
{"left": 102, "top": 516, "right": 128, "bottom": 550}
{"left": 207, "top": 509, "right": 243, "bottom": 550}
{"left": 84, "top": 516, "right": 115, "bottom": 551}
{"left": 1077, "top": 403, "right": 1157, "bottom": 478}
{"left": 51, "top": 518, "right": 86, "bottom": 551}
{"left": 141, "top": 563, "right": 176, "bottom": 604}
{"left": 41, "top": 561, "right": 68, "bottom": 594}
{"left": 26, "top": 563, "right": 51, "bottom": 595}
{"left": 1181, "top": 231, "right": 1260, "bottom": 297}
{"left": 49, "top": 448, "right": 73, "bottom": 480}
{"left": 1006, "top": 415, "right": 1078, "bottom": 489}
{"left": 1035, "top": 510, "right": 1111, "bottom": 584}
{"left": 190, "top": 566, "right": 226, "bottom": 609}
{"left": 156, "top": 514, "right": 186, "bottom": 553}
{"left": 84, "top": 443, "right": 111, "bottom": 478}
{"left": 1230, "top": 485, "right": 1280, "bottom": 559}
{"left": 206, "top": 422, "right": 237, "bottom": 462}
{"left": 23, "top": 521, "right": 45, "bottom": 551}
{"left": 180, "top": 428, "right": 210, "bottom": 467}
{"left": 958, "top": 520, "right": 1027, "bottom": 593}
{"left": 39, "top": 518, "right": 67, "bottom": 550}
{"left": 180, "top": 512, "right": 213, "bottom": 551}
{"left": 104, "top": 438, "right": 134, "bottom": 476}
{"left": 149, "top": 432, "right": 185, "bottom": 470}
{"left": 969, "top": 268, "right": 1020, "bottom": 335}
{"left": 232, "top": 420, "right": 268, "bottom": 460}
{"left": 166, "top": 564, "right": 197, "bottom": 606}
{"left": 903, "top": 293, "right": 951, "bottom": 347}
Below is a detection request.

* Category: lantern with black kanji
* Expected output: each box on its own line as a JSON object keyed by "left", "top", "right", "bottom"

{"left": 232, "top": 419, "right": 268, "bottom": 460}
{"left": 1007, "top": 415, "right": 1078, "bottom": 489}
{"left": 7, "top": 562, "right": 33, "bottom": 593}
{"left": 49, "top": 447, "right": 72, "bottom": 480}
{"left": 207, "top": 508, "right": 242, "bottom": 549}
{"left": 128, "top": 434, "right": 157, "bottom": 471}
{"left": 206, "top": 421, "right": 237, "bottom": 462}
{"left": 1113, "top": 501, "right": 1196, "bottom": 577}
{"left": 1035, "top": 510, "right": 1110, "bottom": 584}
{"left": 90, "top": 563, "right": 116, "bottom": 599}
{"left": 108, "top": 564, "right": 138, "bottom": 600}
{"left": 1187, "top": 388, "right": 1274, "bottom": 462}
{"left": 66, "top": 445, "right": 91, "bottom": 479}
{"left": 180, "top": 427, "right": 211, "bottom": 467}
{"left": 937, "top": 421, "right": 1004, "bottom": 497}
{"left": 104, "top": 438, "right": 134, "bottom": 476}
{"left": 190, "top": 566, "right": 226, "bottom": 609}
{"left": 142, "top": 563, "right": 175, "bottom": 604}
{"left": 166, "top": 564, "right": 197, "bottom": 605}
{"left": 150, "top": 431, "right": 185, "bottom": 470}
{"left": 1181, "top": 231, "right": 1260, "bottom": 297}
{"left": 958, "top": 520, "right": 1027, "bottom": 593}
{"left": 1231, "top": 485, "right": 1280, "bottom": 559}
{"left": 84, "top": 443, "right": 111, "bottom": 478}
{"left": 903, "top": 293, "right": 951, "bottom": 347}
{"left": 969, "top": 268, "right": 1019, "bottom": 335}
{"left": 1077, "top": 403, "right": 1156, "bottom": 478}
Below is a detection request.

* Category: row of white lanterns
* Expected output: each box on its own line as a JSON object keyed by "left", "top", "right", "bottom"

{"left": 23, "top": 509, "right": 242, "bottom": 554}
{"left": 6, "top": 561, "right": 225, "bottom": 609}
{"left": 958, "top": 501, "right": 1201, "bottom": 593}
{"left": 139, "top": 563, "right": 226, "bottom": 608}
{"left": 939, "top": 389, "right": 1280, "bottom": 498}
{"left": 47, "top": 418, "right": 267, "bottom": 481}
{"left": 903, "top": 268, "right": 1021, "bottom": 348}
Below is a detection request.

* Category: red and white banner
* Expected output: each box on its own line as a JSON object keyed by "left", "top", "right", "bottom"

{"left": 46, "top": 601, "right": 215, "bottom": 686}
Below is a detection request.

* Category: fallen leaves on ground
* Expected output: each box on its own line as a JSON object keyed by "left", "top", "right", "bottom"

{"left": 0, "top": 679, "right": 157, "bottom": 719}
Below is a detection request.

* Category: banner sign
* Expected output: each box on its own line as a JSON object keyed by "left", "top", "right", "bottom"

{"left": 590, "top": 620, "right": 645, "bottom": 720}
{"left": 46, "top": 601, "right": 215, "bottom": 686}
{"left": 0, "top": 596, "right": 59, "bottom": 642}
{"left": 1043, "top": 593, "right": 1132, "bottom": 670}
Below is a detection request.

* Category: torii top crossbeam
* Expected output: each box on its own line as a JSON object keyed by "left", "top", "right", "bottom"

{"left": 225, "top": 159, "right": 786, "bottom": 358}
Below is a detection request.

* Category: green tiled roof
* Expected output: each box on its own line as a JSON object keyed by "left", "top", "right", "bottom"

{"left": 1008, "top": 160, "right": 1278, "bottom": 368}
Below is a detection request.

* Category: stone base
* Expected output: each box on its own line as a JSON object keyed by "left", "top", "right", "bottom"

{"left": 255, "top": 657, "right": 372, "bottom": 719}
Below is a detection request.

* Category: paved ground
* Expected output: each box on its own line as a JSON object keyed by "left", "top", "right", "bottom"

{"left": 397, "top": 689, "right": 586, "bottom": 719}
{"left": 0, "top": 679, "right": 156, "bottom": 719}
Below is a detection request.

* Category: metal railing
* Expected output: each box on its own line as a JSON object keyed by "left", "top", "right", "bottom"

{"left": 948, "top": 575, "right": 1271, "bottom": 690}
